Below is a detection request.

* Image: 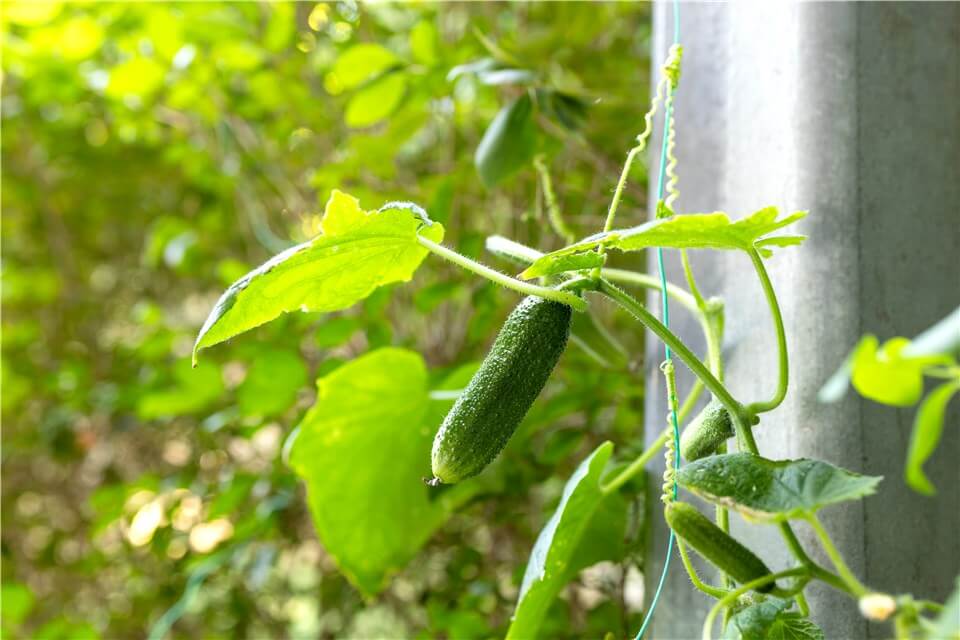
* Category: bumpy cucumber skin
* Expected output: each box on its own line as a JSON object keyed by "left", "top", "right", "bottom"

{"left": 431, "top": 296, "right": 572, "bottom": 484}
{"left": 680, "top": 399, "right": 734, "bottom": 461}
{"left": 666, "top": 502, "right": 774, "bottom": 592}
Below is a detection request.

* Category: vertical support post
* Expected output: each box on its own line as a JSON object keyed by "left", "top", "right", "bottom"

{"left": 644, "top": 3, "right": 959, "bottom": 638}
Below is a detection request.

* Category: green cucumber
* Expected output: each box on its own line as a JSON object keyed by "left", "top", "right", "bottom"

{"left": 680, "top": 398, "right": 734, "bottom": 461}
{"left": 431, "top": 295, "right": 572, "bottom": 484}
{"left": 665, "top": 501, "right": 775, "bottom": 592}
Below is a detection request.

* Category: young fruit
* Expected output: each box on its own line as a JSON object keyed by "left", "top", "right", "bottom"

{"left": 665, "top": 501, "right": 775, "bottom": 592}
{"left": 431, "top": 295, "right": 572, "bottom": 484}
{"left": 680, "top": 398, "right": 734, "bottom": 461}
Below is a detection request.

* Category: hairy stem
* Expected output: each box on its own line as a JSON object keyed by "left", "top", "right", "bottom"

{"left": 598, "top": 279, "right": 752, "bottom": 444}
{"left": 534, "top": 155, "right": 576, "bottom": 243}
{"left": 745, "top": 248, "right": 789, "bottom": 414}
{"left": 677, "top": 539, "right": 728, "bottom": 599}
{"left": 601, "top": 378, "right": 703, "bottom": 495}
{"left": 807, "top": 514, "right": 869, "bottom": 597}
{"left": 417, "top": 236, "right": 586, "bottom": 311}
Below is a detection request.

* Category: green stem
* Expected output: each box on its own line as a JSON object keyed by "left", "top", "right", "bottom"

{"left": 677, "top": 539, "right": 728, "bottom": 598}
{"left": 745, "top": 248, "right": 789, "bottom": 415}
{"left": 534, "top": 155, "right": 575, "bottom": 243}
{"left": 602, "top": 145, "right": 643, "bottom": 235}
{"left": 681, "top": 249, "right": 707, "bottom": 310}
{"left": 417, "top": 236, "right": 586, "bottom": 311}
{"left": 601, "top": 379, "right": 703, "bottom": 495}
{"left": 601, "top": 430, "right": 668, "bottom": 494}
{"left": 598, "top": 279, "right": 752, "bottom": 446}
{"left": 482, "top": 237, "right": 701, "bottom": 316}
{"left": 590, "top": 144, "right": 643, "bottom": 280}
{"left": 807, "top": 514, "right": 869, "bottom": 597}
{"left": 701, "top": 568, "right": 808, "bottom": 640}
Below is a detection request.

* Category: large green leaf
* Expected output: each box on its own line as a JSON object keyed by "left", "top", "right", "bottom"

{"left": 235, "top": 348, "right": 307, "bottom": 417}
{"left": 677, "top": 453, "right": 881, "bottom": 523}
{"left": 475, "top": 94, "right": 537, "bottom": 188}
{"left": 193, "top": 191, "right": 443, "bottom": 363}
{"left": 905, "top": 381, "right": 960, "bottom": 495}
{"left": 286, "top": 348, "right": 480, "bottom": 596}
{"left": 521, "top": 207, "right": 805, "bottom": 279}
{"left": 507, "top": 442, "right": 616, "bottom": 640}
{"left": 723, "top": 598, "right": 824, "bottom": 640}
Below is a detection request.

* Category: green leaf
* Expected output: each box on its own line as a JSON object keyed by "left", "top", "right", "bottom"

{"left": 286, "top": 348, "right": 481, "bottom": 596}
{"left": 677, "top": 453, "right": 881, "bottom": 523}
{"left": 329, "top": 43, "right": 399, "bottom": 90}
{"left": 236, "top": 348, "right": 307, "bottom": 417}
{"left": 138, "top": 359, "right": 224, "bottom": 419}
{"left": 1, "top": 582, "right": 34, "bottom": 631}
{"left": 851, "top": 335, "right": 950, "bottom": 407}
{"left": 724, "top": 598, "right": 824, "bottom": 640}
{"left": 507, "top": 442, "right": 615, "bottom": 640}
{"left": 521, "top": 251, "right": 603, "bottom": 280}
{"left": 409, "top": 20, "right": 438, "bottom": 66}
{"left": 931, "top": 576, "right": 960, "bottom": 640}
{"left": 905, "top": 381, "right": 960, "bottom": 495}
{"left": 475, "top": 94, "right": 537, "bottom": 188}
{"left": 193, "top": 190, "right": 443, "bottom": 363}
{"left": 521, "top": 207, "right": 806, "bottom": 279}
{"left": 345, "top": 72, "right": 407, "bottom": 128}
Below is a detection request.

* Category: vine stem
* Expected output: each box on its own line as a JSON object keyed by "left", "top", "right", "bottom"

{"left": 601, "top": 377, "right": 704, "bottom": 495}
{"left": 806, "top": 514, "right": 869, "bottom": 597}
{"left": 745, "top": 248, "right": 788, "bottom": 415}
{"left": 700, "top": 568, "right": 808, "bottom": 640}
{"left": 677, "top": 539, "right": 728, "bottom": 598}
{"left": 597, "top": 279, "right": 753, "bottom": 445}
{"left": 416, "top": 236, "right": 587, "bottom": 311}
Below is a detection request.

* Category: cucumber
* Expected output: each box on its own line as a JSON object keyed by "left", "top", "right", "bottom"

{"left": 665, "top": 501, "right": 775, "bottom": 592}
{"left": 431, "top": 295, "right": 572, "bottom": 484}
{"left": 680, "top": 398, "right": 734, "bottom": 461}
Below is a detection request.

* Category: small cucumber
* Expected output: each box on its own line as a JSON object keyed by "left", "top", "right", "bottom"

{"left": 431, "top": 295, "right": 572, "bottom": 484}
{"left": 680, "top": 398, "right": 734, "bottom": 461}
{"left": 665, "top": 501, "right": 775, "bottom": 592}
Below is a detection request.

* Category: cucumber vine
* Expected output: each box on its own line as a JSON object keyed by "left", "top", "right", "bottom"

{"left": 192, "top": 34, "right": 958, "bottom": 640}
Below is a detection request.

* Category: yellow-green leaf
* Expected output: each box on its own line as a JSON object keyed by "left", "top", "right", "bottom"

{"left": 905, "top": 380, "right": 959, "bottom": 495}
{"left": 287, "top": 348, "right": 483, "bottom": 596}
{"left": 193, "top": 191, "right": 443, "bottom": 363}
{"left": 522, "top": 207, "right": 806, "bottom": 279}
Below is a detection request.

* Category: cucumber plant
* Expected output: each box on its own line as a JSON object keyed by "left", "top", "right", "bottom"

{"left": 192, "top": 44, "right": 958, "bottom": 640}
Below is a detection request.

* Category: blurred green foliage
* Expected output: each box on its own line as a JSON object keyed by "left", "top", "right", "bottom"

{"left": 1, "top": 2, "right": 654, "bottom": 637}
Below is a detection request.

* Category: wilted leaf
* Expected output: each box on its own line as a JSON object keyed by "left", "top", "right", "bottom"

{"left": 905, "top": 381, "right": 959, "bottom": 495}
{"left": 677, "top": 453, "right": 881, "bottom": 522}
{"left": 287, "top": 348, "right": 482, "bottom": 596}
{"left": 475, "top": 94, "right": 537, "bottom": 188}
{"left": 193, "top": 190, "right": 443, "bottom": 362}
{"left": 507, "top": 442, "right": 617, "bottom": 639}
